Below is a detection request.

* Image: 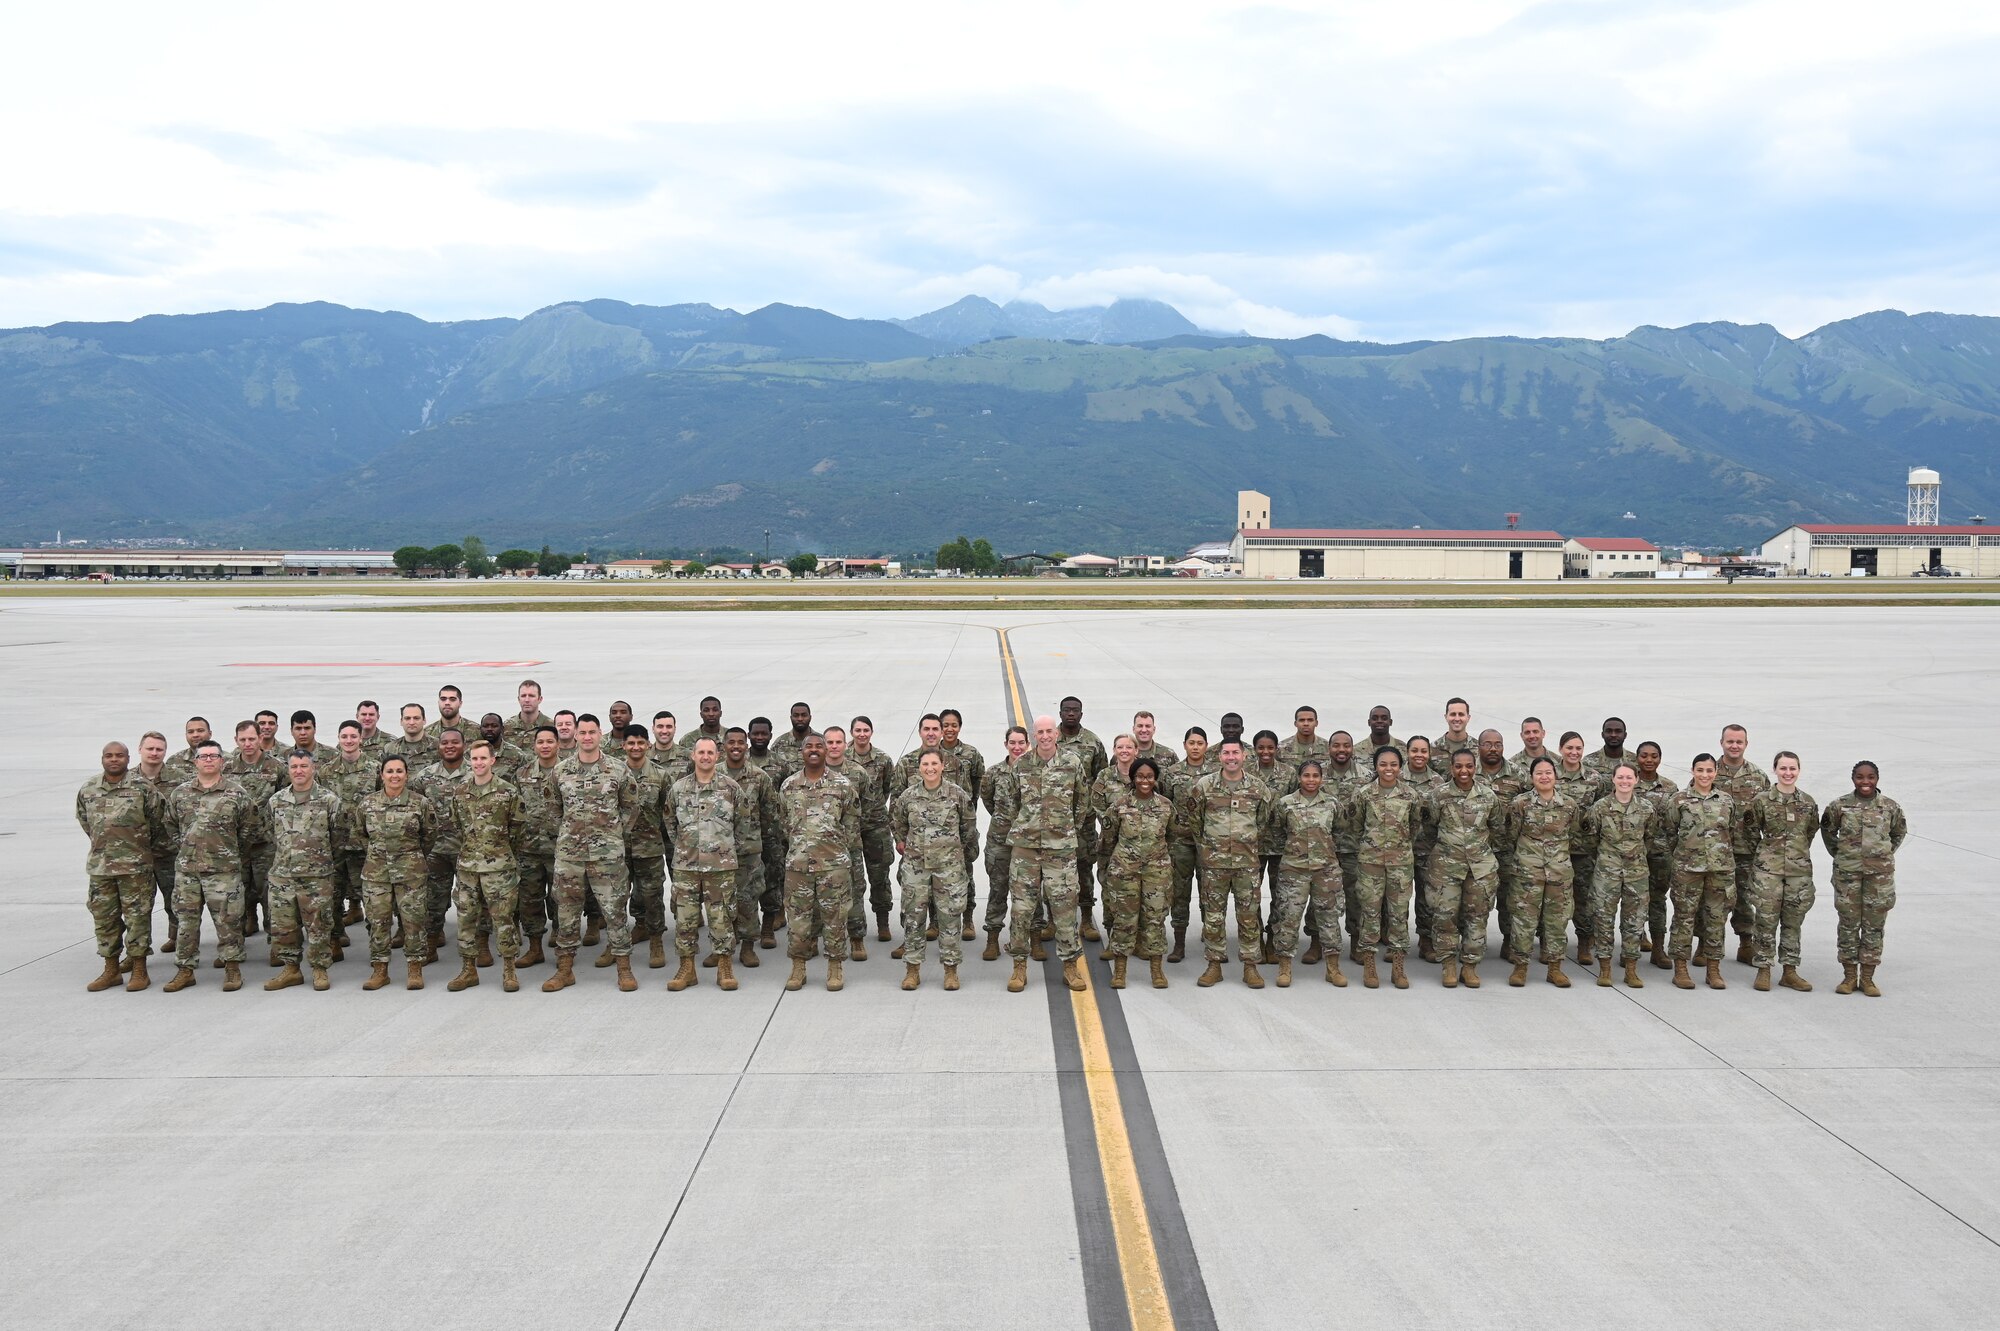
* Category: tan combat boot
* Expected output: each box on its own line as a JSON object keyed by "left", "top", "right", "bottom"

{"left": 1779, "top": 965, "right": 1813, "bottom": 992}
{"left": 902, "top": 962, "right": 922, "bottom": 991}
{"left": 408, "top": 958, "right": 427, "bottom": 990}
{"left": 826, "top": 958, "right": 844, "bottom": 992}
{"left": 666, "top": 955, "right": 697, "bottom": 991}
{"left": 982, "top": 930, "right": 1002, "bottom": 962}
{"left": 1030, "top": 936, "right": 1047, "bottom": 962}
{"left": 1362, "top": 955, "right": 1380, "bottom": 989}
{"left": 1576, "top": 941, "right": 1595, "bottom": 967}
{"left": 583, "top": 919, "right": 601, "bottom": 947}
{"left": 1692, "top": 942, "right": 1710, "bottom": 966}
{"left": 1062, "top": 957, "right": 1087, "bottom": 992}
{"left": 762, "top": 913, "right": 779, "bottom": 949}
{"left": 1705, "top": 960, "right": 1727, "bottom": 990}
{"left": 650, "top": 937, "right": 667, "bottom": 970}
{"left": 1546, "top": 959, "right": 1570, "bottom": 988}
{"left": 1197, "top": 958, "right": 1224, "bottom": 987}
{"left": 1301, "top": 938, "right": 1323, "bottom": 965}
{"left": 615, "top": 955, "right": 637, "bottom": 992}
{"left": 164, "top": 965, "right": 197, "bottom": 993}
{"left": 1673, "top": 959, "right": 1694, "bottom": 989}
{"left": 1441, "top": 957, "right": 1460, "bottom": 988}
{"left": 853, "top": 936, "right": 871, "bottom": 961}
{"left": 596, "top": 944, "right": 618, "bottom": 969}
{"left": 1461, "top": 962, "right": 1481, "bottom": 989}
{"left": 494, "top": 955, "right": 514, "bottom": 992}
{"left": 541, "top": 954, "right": 574, "bottom": 992}
{"left": 738, "top": 938, "right": 759, "bottom": 968}
{"left": 1390, "top": 957, "right": 1409, "bottom": 990}
{"left": 631, "top": 919, "right": 653, "bottom": 944}
{"left": 1860, "top": 965, "right": 1881, "bottom": 997}
{"left": 1110, "top": 956, "right": 1127, "bottom": 990}
{"left": 961, "top": 912, "right": 977, "bottom": 942}
{"left": 447, "top": 959, "right": 479, "bottom": 991}
{"left": 265, "top": 963, "right": 304, "bottom": 991}
{"left": 363, "top": 961, "right": 390, "bottom": 991}
{"left": 1754, "top": 965, "right": 1772, "bottom": 991}
{"left": 1167, "top": 925, "right": 1186, "bottom": 964}
{"left": 1508, "top": 960, "right": 1529, "bottom": 987}
{"left": 1277, "top": 956, "right": 1293, "bottom": 988}
{"left": 1624, "top": 960, "right": 1644, "bottom": 989}
{"left": 1008, "top": 958, "right": 1029, "bottom": 992}
{"left": 943, "top": 964, "right": 961, "bottom": 991}
{"left": 1737, "top": 937, "right": 1755, "bottom": 966}
{"left": 1243, "top": 962, "right": 1265, "bottom": 990}
{"left": 1151, "top": 957, "right": 1168, "bottom": 988}
{"left": 160, "top": 924, "right": 177, "bottom": 954}
{"left": 1079, "top": 912, "right": 1100, "bottom": 943}
{"left": 309, "top": 965, "right": 329, "bottom": 991}
{"left": 786, "top": 957, "right": 807, "bottom": 990}
{"left": 518, "top": 935, "right": 545, "bottom": 968}
{"left": 715, "top": 955, "right": 737, "bottom": 992}
{"left": 1652, "top": 940, "right": 1671, "bottom": 970}
{"left": 124, "top": 956, "right": 150, "bottom": 992}
{"left": 1836, "top": 962, "right": 1858, "bottom": 994}
{"left": 701, "top": 950, "right": 719, "bottom": 969}
{"left": 1597, "top": 958, "right": 1614, "bottom": 988}
{"left": 88, "top": 955, "right": 123, "bottom": 992}
{"left": 875, "top": 910, "right": 891, "bottom": 942}
{"left": 222, "top": 962, "right": 242, "bottom": 992}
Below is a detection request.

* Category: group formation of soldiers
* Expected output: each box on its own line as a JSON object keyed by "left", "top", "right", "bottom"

{"left": 75, "top": 682, "right": 1910, "bottom": 1000}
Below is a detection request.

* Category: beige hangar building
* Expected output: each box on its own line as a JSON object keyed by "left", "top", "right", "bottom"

{"left": 1758, "top": 523, "right": 2000, "bottom": 577}
{"left": 1229, "top": 491, "right": 1566, "bottom": 581}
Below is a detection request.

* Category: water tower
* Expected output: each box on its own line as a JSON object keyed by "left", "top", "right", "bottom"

{"left": 1907, "top": 467, "right": 1940, "bottom": 526}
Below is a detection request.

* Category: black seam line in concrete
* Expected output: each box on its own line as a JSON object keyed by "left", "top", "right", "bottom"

{"left": 1910, "top": 832, "right": 2000, "bottom": 862}
{"left": 1001, "top": 624, "right": 1219, "bottom": 1331}
{"left": 1614, "top": 984, "right": 2000, "bottom": 1250}
{"left": 0, "top": 936, "right": 89, "bottom": 977}
{"left": 613, "top": 983, "right": 787, "bottom": 1330}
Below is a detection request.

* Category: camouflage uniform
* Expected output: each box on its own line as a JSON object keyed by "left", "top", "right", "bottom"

{"left": 409, "top": 759, "right": 474, "bottom": 936}
{"left": 1131, "top": 742, "right": 1181, "bottom": 772}
{"left": 893, "top": 779, "right": 979, "bottom": 966}
{"left": 1481, "top": 764, "right": 1529, "bottom": 945}
{"left": 621, "top": 759, "right": 672, "bottom": 942}
{"left": 850, "top": 743, "right": 898, "bottom": 923}
{"left": 1745, "top": 786, "right": 1820, "bottom": 969}
{"left": 1190, "top": 771, "right": 1272, "bottom": 964}
{"left": 1098, "top": 786, "right": 1175, "bottom": 961}
{"left": 768, "top": 729, "right": 816, "bottom": 782}
{"left": 980, "top": 757, "right": 1021, "bottom": 932}
{"left": 723, "top": 760, "right": 778, "bottom": 945}
{"left": 381, "top": 732, "right": 440, "bottom": 773}
{"left": 1091, "top": 765, "right": 1135, "bottom": 934}
{"left": 1506, "top": 791, "right": 1581, "bottom": 964}
{"left": 76, "top": 773, "right": 168, "bottom": 962}
{"left": 503, "top": 709, "right": 553, "bottom": 746}
{"left": 161, "top": 746, "right": 202, "bottom": 788}
{"left": 1820, "top": 791, "right": 1906, "bottom": 967}
{"left": 1165, "top": 756, "right": 1217, "bottom": 934}
{"left": 450, "top": 775, "right": 527, "bottom": 963}
{"left": 1324, "top": 760, "right": 1366, "bottom": 943}
{"left": 1636, "top": 773, "right": 1680, "bottom": 947}
{"left": 824, "top": 757, "right": 877, "bottom": 942}
{"left": 1003, "top": 750, "right": 1088, "bottom": 963}
{"left": 1715, "top": 758, "right": 1771, "bottom": 941}
{"left": 320, "top": 752, "right": 381, "bottom": 929}
{"left": 165, "top": 779, "right": 258, "bottom": 969}
{"left": 552, "top": 756, "right": 638, "bottom": 959}
{"left": 1268, "top": 787, "right": 1343, "bottom": 959}
{"left": 1556, "top": 764, "right": 1604, "bottom": 953}
{"left": 224, "top": 750, "right": 282, "bottom": 924}
{"left": 425, "top": 714, "right": 477, "bottom": 744}
{"left": 744, "top": 747, "right": 793, "bottom": 916}
{"left": 663, "top": 771, "right": 748, "bottom": 957}
{"left": 1430, "top": 732, "right": 1476, "bottom": 768}
{"left": 1277, "top": 735, "right": 1331, "bottom": 772}
{"left": 1583, "top": 747, "right": 1636, "bottom": 784}
{"left": 512, "top": 758, "right": 562, "bottom": 940}
{"left": 779, "top": 770, "right": 860, "bottom": 962}
{"left": 1426, "top": 780, "right": 1502, "bottom": 964}
{"left": 265, "top": 782, "right": 349, "bottom": 970}
{"left": 1665, "top": 787, "right": 1737, "bottom": 963}
{"left": 1583, "top": 794, "right": 1656, "bottom": 963}
{"left": 1402, "top": 764, "right": 1444, "bottom": 946}
{"left": 358, "top": 730, "right": 390, "bottom": 763}
{"left": 1351, "top": 779, "right": 1423, "bottom": 962}
{"left": 353, "top": 790, "right": 436, "bottom": 962}
{"left": 1058, "top": 727, "right": 1108, "bottom": 915}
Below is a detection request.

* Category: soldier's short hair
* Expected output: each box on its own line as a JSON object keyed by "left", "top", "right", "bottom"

{"left": 1559, "top": 731, "right": 1583, "bottom": 748}
{"left": 1852, "top": 760, "right": 1879, "bottom": 778}
{"left": 749, "top": 716, "right": 772, "bottom": 731}
{"left": 1611, "top": 762, "right": 1639, "bottom": 779}
{"left": 256, "top": 709, "right": 279, "bottom": 723}
{"left": 286, "top": 747, "right": 316, "bottom": 763}
{"left": 692, "top": 736, "right": 719, "bottom": 753}
{"left": 939, "top": 708, "right": 962, "bottom": 724}
{"left": 1691, "top": 752, "right": 1717, "bottom": 768}
{"left": 701, "top": 695, "right": 721, "bottom": 707}
{"left": 1406, "top": 734, "right": 1431, "bottom": 750}
{"left": 1636, "top": 740, "right": 1662, "bottom": 756}
{"left": 1221, "top": 711, "right": 1243, "bottom": 724}
{"left": 438, "top": 727, "right": 463, "bottom": 741}
{"left": 791, "top": 700, "right": 811, "bottom": 713}
{"left": 1450, "top": 749, "right": 1475, "bottom": 765}
{"left": 1295, "top": 704, "right": 1316, "bottom": 720}
{"left": 290, "top": 709, "right": 315, "bottom": 726}
{"left": 1183, "top": 725, "right": 1207, "bottom": 741}
{"left": 1528, "top": 755, "right": 1557, "bottom": 776}
{"left": 823, "top": 725, "right": 846, "bottom": 740}
{"left": 1131, "top": 757, "right": 1160, "bottom": 782}
{"left": 1299, "top": 759, "right": 1324, "bottom": 776}
{"left": 610, "top": 700, "right": 631, "bottom": 712}
{"left": 1252, "top": 729, "right": 1279, "bottom": 747}
{"left": 338, "top": 720, "right": 361, "bottom": 734}
{"left": 623, "top": 724, "right": 647, "bottom": 741}
{"left": 725, "top": 726, "right": 747, "bottom": 739}
{"left": 1005, "top": 725, "right": 1028, "bottom": 744}
{"left": 1329, "top": 729, "right": 1352, "bottom": 740}
{"left": 142, "top": 730, "right": 167, "bottom": 743}
{"left": 534, "top": 724, "right": 558, "bottom": 739}
{"left": 1217, "top": 738, "right": 1244, "bottom": 752}
{"left": 519, "top": 678, "right": 542, "bottom": 693}
{"left": 357, "top": 699, "right": 379, "bottom": 712}
{"left": 1061, "top": 695, "right": 1082, "bottom": 707}
{"left": 1773, "top": 750, "right": 1800, "bottom": 767}
{"left": 653, "top": 710, "right": 674, "bottom": 722}
{"left": 1521, "top": 715, "right": 1543, "bottom": 728}
{"left": 402, "top": 702, "right": 425, "bottom": 718}
{"left": 1602, "top": 715, "right": 1625, "bottom": 727}
{"left": 381, "top": 755, "right": 407, "bottom": 773}
{"left": 1721, "top": 723, "right": 1747, "bottom": 739}
{"left": 234, "top": 719, "right": 258, "bottom": 737}
{"left": 439, "top": 684, "right": 462, "bottom": 701}
{"left": 1445, "top": 697, "right": 1469, "bottom": 711}
{"left": 574, "top": 713, "right": 599, "bottom": 730}
{"left": 1373, "top": 745, "right": 1403, "bottom": 767}
{"left": 482, "top": 712, "right": 504, "bottom": 726}
{"left": 1132, "top": 710, "right": 1155, "bottom": 723}
{"left": 851, "top": 715, "right": 874, "bottom": 730}
{"left": 195, "top": 739, "right": 223, "bottom": 756}
{"left": 466, "top": 740, "right": 493, "bottom": 756}
{"left": 555, "top": 709, "right": 576, "bottom": 722}
{"left": 187, "top": 715, "right": 209, "bottom": 727}
{"left": 919, "top": 713, "right": 942, "bottom": 728}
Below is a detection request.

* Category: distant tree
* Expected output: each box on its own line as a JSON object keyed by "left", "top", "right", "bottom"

{"left": 427, "top": 544, "right": 464, "bottom": 576}
{"left": 536, "top": 546, "right": 573, "bottom": 577}
{"left": 1046, "top": 550, "right": 1070, "bottom": 562}
{"left": 393, "top": 545, "right": 430, "bottom": 577}
{"left": 936, "top": 536, "right": 972, "bottom": 571}
{"left": 496, "top": 548, "right": 537, "bottom": 573}
{"left": 786, "top": 552, "right": 820, "bottom": 576}
{"left": 653, "top": 560, "right": 676, "bottom": 576}
{"left": 969, "top": 539, "right": 998, "bottom": 573}
{"left": 682, "top": 560, "right": 708, "bottom": 577}
{"left": 461, "top": 535, "right": 496, "bottom": 579}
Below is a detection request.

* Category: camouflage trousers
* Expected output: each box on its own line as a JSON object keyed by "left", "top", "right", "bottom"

{"left": 900, "top": 862, "right": 970, "bottom": 966}
{"left": 733, "top": 858, "right": 767, "bottom": 948}
{"left": 1197, "top": 864, "right": 1263, "bottom": 964}
{"left": 455, "top": 867, "right": 521, "bottom": 962}
{"left": 627, "top": 853, "right": 667, "bottom": 937}
{"left": 516, "top": 853, "right": 553, "bottom": 937}
{"left": 1168, "top": 841, "right": 1196, "bottom": 930}
{"left": 1571, "top": 853, "right": 1599, "bottom": 950}
{"left": 89, "top": 872, "right": 153, "bottom": 959}
{"left": 1646, "top": 854, "right": 1673, "bottom": 947}
{"left": 861, "top": 825, "right": 895, "bottom": 919}
{"left": 554, "top": 857, "right": 631, "bottom": 958}
{"left": 1075, "top": 821, "right": 1099, "bottom": 914}
{"left": 1494, "top": 854, "right": 1519, "bottom": 933}
{"left": 150, "top": 865, "right": 176, "bottom": 946}
{"left": 1730, "top": 854, "right": 1756, "bottom": 939}
{"left": 761, "top": 839, "right": 787, "bottom": 916}
{"left": 1669, "top": 868, "right": 1733, "bottom": 962}
{"left": 785, "top": 865, "right": 852, "bottom": 962}
{"left": 332, "top": 852, "right": 364, "bottom": 934}
{"left": 1411, "top": 846, "right": 1437, "bottom": 944}
{"left": 1339, "top": 851, "right": 1363, "bottom": 940}
{"left": 844, "top": 840, "right": 871, "bottom": 940}
{"left": 1590, "top": 858, "right": 1651, "bottom": 963}
{"left": 672, "top": 867, "right": 735, "bottom": 958}
{"left": 1009, "top": 847, "right": 1081, "bottom": 963}
{"left": 1427, "top": 857, "right": 1498, "bottom": 964}
{"left": 1507, "top": 862, "right": 1573, "bottom": 964}
{"left": 174, "top": 871, "right": 246, "bottom": 968}
{"left": 268, "top": 872, "right": 337, "bottom": 969}
{"left": 1352, "top": 861, "right": 1413, "bottom": 961}
{"left": 361, "top": 873, "right": 426, "bottom": 963}
{"left": 983, "top": 840, "right": 1014, "bottom": 930}
{"left": 1833, "top": 870, "right": 1895, "bottom": 965}
{"left": 242, "top": 846, "right": 272, "bottom": 922}
{"left": 1103, "top": 858, "right": 1170, "bottom": 960}
{"left": 1270, "top": 865, "right": 1342, "bottom": 958}
{"left": 424, "top": 850, "right": 460, "bottom": 934}
{"left": 1749, "top": 867, "right": 1815, "bottom": 968}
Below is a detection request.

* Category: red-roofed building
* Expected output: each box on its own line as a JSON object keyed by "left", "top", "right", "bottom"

{"left": 1761, "top": 524, "right": 1998, "bottom": 577}
{"left": 1564, "top": 535, "right": 1660, "bottom": 577}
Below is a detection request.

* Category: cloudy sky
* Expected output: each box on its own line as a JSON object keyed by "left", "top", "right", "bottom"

{"left": 3, "top": 0, "right": 1996, "bottom": 341}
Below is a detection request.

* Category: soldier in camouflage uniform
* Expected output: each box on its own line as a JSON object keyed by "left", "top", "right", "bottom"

{"left": 1478, "top": 730, "right": 1526, "bottom": 952}
{"left": 672, "top": 696, "right": 725, "bottom": 767}
{"left": 1820, "top": 760, "right": 1906, "bottom": 996}
{"left": 1129, "top": 711, "right": 1180, "bottom": 774}
{"left": 353, "top": 755, "right": 437, "bottom": 989}
{"left": 978, "top": 727, "right": 1029, "bottom": 960}
{"left": 892, "top": 749, "right": 979, "bottom": 987}
{"left": 1189, "top": 737, "right": 1272, "bottom": 988}
{"left": 1402, "top": 736, "right": 1444, "bottom": 961}
{"left": 1249, "top": 731, "right": 1292, "bottom": 951}
{"left": 1351, "top": 746, "right": 1423, "bottom": 990}
{"left": 1714, "top": 725, "right": 1770, "bottom": 964}
{"left": 650, "top": 712, "right": 684, "bottom": 776}
{"left": 616, "top": 725, "right": 673, "bottom": 969}
{"left": 77, "top": 740, "right": 169, "bottom": 991}
{"left": 848, "top": 716, "right": 898, "bottom": 941}
{"left": 1555, "top": 733, "right": 1605, "bottom": 965}
{"left": 511, "top": 726, "right": 564, "bottom": 967}
{"left": 476, "top": 713, "right": 532, "bottom": 778}
{"left": 1583, "top": 717, "right": 1634, "bottom": 783}
{"left": 161, "top": 717, "right": 212, "bottom": 789}
{"left": 1278, "top": 706, "right": 1331, "bottom": 772}
{"left": 1268, "top": 760, "right": 1344, "bottom": 989}
{"left": 1362, "top": 705, "right": 1407, "bottom": 769}
{"left": 263, "top": 750, "right": 349, "bottom": 991}
{"left": 383, "top": 703, "right": 439, "bottom": 773}
{"left": 1099, "top": 756, "right": 1176, "bottom": 990}
{"left": 445, "top": 740, "right": 528, "bottom": 992}
{"left": 285, "top": 710, "right": 341, "bottom": 768}
{"left": 1583, "top": 763, "right": 1656, "bottom": 988}
{"left": 1427, "top": 749, "right": 1503, "bottom": 987}
{"left": 937, "top": 708, "right": 985, "bottom": 936}
{"left": 891, "top": 714, "right": 948, "bottom": 948}
{"left": 1744, "top": 752, "right": 1819, "bottom": 993}
{"left": 1506, "top": 757, "right": 1581, "bottom": 988}
{"left": 779, "top": 735, "right": 861, "bottom": 991}
{"left": 322, "top": 721, "right": 381, "bottom": 945}
{"left": 409, "top": 728, "right": 472, "bottom": 958}
{"left": 1324, "top": 732, "right": 1366, "bottom": 960}
{"left": 130, "top": 731, "right": 179, "bottom": 958}
{"left": 1092, "top": 735, "right": 1139, "bottom": 944}
{"left": 768, "top": 701, "right": 816, "bottom": 775}
{"left": 225, "top": 720, "right": 282, "bottom": 942}
{"left": 1002, "top": 716, "right": 1090, "bottom": 994}
{"left": 1633, "top": 741, "right": 1680, "bottom": 968}
{"left": 544, "top": 716, "right": 640, "bottom": 993}
{"left": 661, "top": 736, "right": 749, "bottom": 991}
{"left": 162, "top": 742, "right": 258, "bottom": 992}
{"left": 502, "top": 679, "right": 552, "bottom": 746}
{"left": 355, "top": 701, "right": 389, "bottom": 762}
{"left": 1164, "top": 728, "right": 1216, "bottom": 964}
{"left": 1665, "top": 754, "right": 1737, "bottom": 991}
{"left": 1432, "top": 698, "right": 1476, "bottom": 767}
{"left": 1508, "top": 716, "right": 1554, "bottom": 775}
{"left": 822, "top": 727, "right": 878, "bottom": 959}
{"left": 723, "top": 727, "right": 778, "bottom": 966}
{"left": 744, "top": 718, "right": 792, "bottom": 929}
{"left": 1056, "top": 696, "right": 1109, "bottom": 943}
{"left": 425, "top": 684, "right": 475, "bottom": 744}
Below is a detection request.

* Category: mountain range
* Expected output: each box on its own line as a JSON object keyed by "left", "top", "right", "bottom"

{"left": 2, "top": 295, "right": 1995, "bottom": 554}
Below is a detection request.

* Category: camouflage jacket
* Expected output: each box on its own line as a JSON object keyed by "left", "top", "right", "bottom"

{"left": 409, "top": 761, "right": 472, "bottom": 854}
{"left": 1715, "top": 758, "right": 1770, "bottom": 850}
{"left": 1746, "top": 786, "right": 1819, "bottom": 875}
{"left": 620, "top": 760, "right": 671, "bottom": 858}
{"left": 225, "top": 750, "right": 284, "bottom": 846}
{"left": 664, "top": 771, "right": 749, "bottom": 873}
{"left": 266, "top": 783, "right": 348, "bottom": 879}
{"left": 779, "top": 770, "right": 860, "bottom": 873}
{"left": 354, "top": 790, "right": 437, "bottom": 880}
{"left": 553, "top": 756, "right": 637, "bottom": 865}
{"left": 1583, "top": 747, "right": 1638, "bottom": 782}
{"left": 1508, "top": 791, "right": 1583, "bottom": 873}
{"left": 1057, "top": 727, "right": 1109, "bottom": 790}
{"left": 451, "top": 775, "right": 528, "bottom": 873}
{"left": 1478, "top": 763, "right": 1528, "bottom": 849}
{"left": 1556, "top": 765, "right": 1604, "bottom": 852}
{"left": 1272, "top": 788, "right": 1341, "bottom": 872}
{"left": 1162, "top": 763, "right": 1203, "bottom": 847}
{"left": 890, "top": 745, "right": 944, "bottom": 802}
{"left": 503, "top": 709, "right": 553, "bottom": 744}
{"left": 1090, "top": 765, "right": 1132, "bottom": 823}
{"left": 1427, "top": 781, "right": 1503, "bottom": 874}
{"left": 1430, "top": 732, "right": 1477, "bottom": 766}
{"left": 1189, "top": 771, "right": 1273, "bottom": 871}
{"left": 1636, "top": 774, "right": 1681, "bottom": 858}
{"left": 1583, "top": 794, "right": 1655, "bottom": 868}
{"left": 939, "top": 740, "right": 985, "bottom": 801}
{"left": 1002, "top": 750, "right": 1087, "bottom": 853}
{"left": 513, "top": 759, "right": 564, "bottom": 857}
{"left": 1322, "top": 761, "right": 1365, "bottom": 852}
{"left": 161, "top": 746, "right": 203, "bottom": 788}
{"left": 76, "top": 773, "right": 168, "bottom": 875}
{"left": 358, "top": 731, "right": 390, "bottom": 762}
{"left": 767, "top": 729, "right": 817, "bottom": 775}
{"left": 724, "top": 760, "right": 780, "bottom": 860}
{"left": 1131, "top": 741, "right": 1181, "bottom": 771}
{"left": 1277, "top": 734, "right": 1331, "bottom": 771}
{"left": 849, "top": 745, "right": 896, "bottom": 826}
{"left": 1666, "top": 788, "right": 1737, "bottom": 873}
{"left": 425, "top": 715, "right": 477, "bottom": 743}
{"left": 1249, "top": 763, "right": 1292, "bottom": 852}
{"left": 1099, "top": 787, "right": 1175, "bottom": 873}
{"left": 1352, "top": 779, "right": 1423, "bottom": 869}
{"left": 672, "top": 726, "right": 728, "bottom": 766}
{"left": 980, "top": 758, "right": 1021, "bottom": 843}
{"left": 1402, "top": 766, "right": 1445, "bottom": 848}
{"left": 650, "top": 742, "right": 690, "bottom": 786}
{"left": 164, "top": 778, "right": 257, "bottom": 875}
{"left": 320, "top": 753, "right": 382, "bottom": 815}
{"left": 892, "top": 780, "right": 978, "bottom": 873}
{"left": 382, "top": 733, "right": 440, "bottom": 771}
{"left": 1820, "top": 792, "right": 1907, "bottom": 873}
{"left": 1507, "top": 748, "right": 1555, "bottom": 779}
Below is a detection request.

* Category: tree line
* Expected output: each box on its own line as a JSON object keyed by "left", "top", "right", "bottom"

{"left": 392, "top": 537, "right": 576, "bottom": 578}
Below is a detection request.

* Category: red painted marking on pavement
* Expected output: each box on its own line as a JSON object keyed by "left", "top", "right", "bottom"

{"left": 226, "top": 660, "right": 548, "bottom": 668}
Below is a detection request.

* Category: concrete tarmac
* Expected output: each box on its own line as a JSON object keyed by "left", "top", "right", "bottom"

{"left": 3, "top": 594, "right": 1997, "bottom": 1329}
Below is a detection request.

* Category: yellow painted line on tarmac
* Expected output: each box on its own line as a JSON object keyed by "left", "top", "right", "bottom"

{"left": 994, "top": 625, "right": 1175, "bottom": 1331}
